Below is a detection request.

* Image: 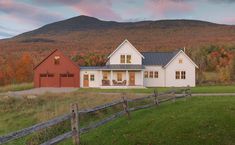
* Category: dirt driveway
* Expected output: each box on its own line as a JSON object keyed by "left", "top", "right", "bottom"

{"left": 0, "top": 87, "right": 78, "bottom": 97}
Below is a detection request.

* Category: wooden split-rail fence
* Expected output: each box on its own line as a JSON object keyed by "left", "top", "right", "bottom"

{"left": 0, "top": 87, "right": 191, "bottom": 145}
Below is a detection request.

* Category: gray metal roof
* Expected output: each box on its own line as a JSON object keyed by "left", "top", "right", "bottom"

{"left": 80, "top": 66, "right": 103, "bottom": 70}
{"left": 80, "top": 65, "right": 144, "bottom": 70}
{"left": 141, "top": 51, "right": 178, "bottom": 66}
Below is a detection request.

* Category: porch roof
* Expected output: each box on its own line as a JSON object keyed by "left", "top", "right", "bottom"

{"left": 80, "top": 65, "right": 144, "bottom": 70}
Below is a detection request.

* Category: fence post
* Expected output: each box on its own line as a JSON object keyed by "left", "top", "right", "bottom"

{"left": 70, "top": 103, "right": 79, "bottom": 145}
{"left": 154, "top": 90, "right": 159, "bottom": 105}
{"left": 122, "top": 96, "right": 130, "bottom": 119}
{"left": 172, "top": 89, "right": 176, "bottom": 102}
{"left": 187, "top": 85, "right": 192, "bottom": 97}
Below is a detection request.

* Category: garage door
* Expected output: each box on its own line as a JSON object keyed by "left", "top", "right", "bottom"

{"left": 39, "top": 73, "right": 58, "bottom": 87}
{"left": 60, "top": 73, "right": 75, "bottom": 87}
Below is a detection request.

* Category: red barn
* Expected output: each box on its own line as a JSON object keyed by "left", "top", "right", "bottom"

{"left": 34, "top": 49, "right": 80, "bottom": 88}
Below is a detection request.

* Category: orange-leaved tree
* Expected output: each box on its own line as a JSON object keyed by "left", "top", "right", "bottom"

{"left": 15, "top": 52, "right": 34, "bottom": 83}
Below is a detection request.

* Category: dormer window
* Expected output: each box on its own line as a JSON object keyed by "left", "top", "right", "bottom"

{"left": 120, "top": 55, "right": 125, "bottom": 63}
{"left": 54, "top": 56, "right": 60, "bottom": 65}
{"left": 127, "top": 55, "right": 131, "bottom": 63}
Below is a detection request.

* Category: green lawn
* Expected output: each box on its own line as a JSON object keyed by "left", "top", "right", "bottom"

{"left": 61, "top": 96, "right": 235, "bottom": 145}
{"left": 76, "top": 85, "right": 235, "bottom": 94}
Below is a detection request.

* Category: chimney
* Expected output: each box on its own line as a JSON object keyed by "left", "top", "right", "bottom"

{"left": 183, "top": 46, "right": 186, "bottom": 52}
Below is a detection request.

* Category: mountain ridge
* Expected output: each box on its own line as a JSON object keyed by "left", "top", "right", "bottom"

{"left": 1, "top": 15, "right": 235, "bottom": 59}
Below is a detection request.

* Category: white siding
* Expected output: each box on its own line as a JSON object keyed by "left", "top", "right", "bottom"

{"left": 80, "top": 70, "right": 101, "bottom": 88}
{"left": 107, "top": 42, "right": 142, "bottom": 65}
{"left": 165, "top": 52, "right": 196, "bottom": 87}
{"left": 143, "top": 66, "right": 165, "bottom": 87}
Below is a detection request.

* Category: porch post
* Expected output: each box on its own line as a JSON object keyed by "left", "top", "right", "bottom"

{"left": 141, "top": 70, "right": 144, "bottom": 86}
{"left": 100, "top": 70, "right": 102, "bottom": 86}
{"left": 126, "top": 70, "right": 129, "bottom": 86}
{"left": 110, "top": 70, "right": 113, "bottom": 86}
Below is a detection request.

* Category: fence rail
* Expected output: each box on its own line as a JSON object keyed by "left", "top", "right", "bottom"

{"left": 0, "top": 86, "right": 191, "bottom": 145}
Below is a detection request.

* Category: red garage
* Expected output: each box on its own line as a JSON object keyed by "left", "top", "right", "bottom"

{"left": 34, "top": 49, "right": 80, "bottom": 88}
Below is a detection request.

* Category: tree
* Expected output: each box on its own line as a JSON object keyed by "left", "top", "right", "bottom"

{"left": 15, "top": 52, "right": 34, "bottom": 83}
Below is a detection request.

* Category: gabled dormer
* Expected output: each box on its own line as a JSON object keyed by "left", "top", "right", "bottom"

{"left": 106, "top": 39, "right": 144, "bottom": 65}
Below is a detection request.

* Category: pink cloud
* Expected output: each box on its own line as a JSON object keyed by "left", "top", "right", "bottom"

{"left": 32, "top": 0, "right": 122, "bottom": 21}
{"left": 72, "top": 0, "right": 122, "bottom": 21}
{"left": 145, "top": 0, "right": 194, "bottom": 18}
{"left": 222, "top": 17, "right": 235, "bottom": 25}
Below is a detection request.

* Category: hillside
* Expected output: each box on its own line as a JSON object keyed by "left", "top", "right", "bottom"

{"left": 1, "top": 15, "right": 235, "bottom": 59}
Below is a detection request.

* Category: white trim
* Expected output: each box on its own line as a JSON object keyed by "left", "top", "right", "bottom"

{"left": 107, "top": 39, "right": 144, "bottom": 59}
{"left": 164, "top": 50, "right": 199, "bottom": 69}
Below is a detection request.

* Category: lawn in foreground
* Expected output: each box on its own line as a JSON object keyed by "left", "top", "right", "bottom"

{"left": 76, "top": 85, "right": 235, "bottom": 94}
{"left": 61, "top": 96, "right": 235, "bottom": 145}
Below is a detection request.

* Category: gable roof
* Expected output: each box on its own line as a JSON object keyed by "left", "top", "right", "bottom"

{"left": 142, "top": 51, "right": 178, "bottom": 66}
{"left": 142, "top": 50, "right": 198, "bottom": 68}
{"left": 33, "top": 49, "right": 79, "bottom": 70}
{"left": 107, "top": 39, "right": 144, "bottom": 59}
{"left": 164, "top": 50, "right": 199, "bottom": 68}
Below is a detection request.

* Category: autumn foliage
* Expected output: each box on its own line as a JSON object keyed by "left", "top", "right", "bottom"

{"left": 0, "top": 52, "right": 33, "bottom": 85}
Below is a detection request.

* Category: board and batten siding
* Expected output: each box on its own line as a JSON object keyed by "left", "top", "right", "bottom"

{"left": 165, "top": 52, "right": 196, "bottom": 87}
{"left": 107, "top": 42, "right": 142, "bottom": 65}
{"left": 143, "top": 66, "right": 165, "bottom": 87}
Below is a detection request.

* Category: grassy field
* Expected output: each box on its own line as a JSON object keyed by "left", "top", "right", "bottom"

{"left": 0, "top": 83, "right": 33, "bottom": 93}
{"left": 0, "top": 91, "right": 143, "bottom": 136}
{"left": 76, "top": 85, "right": 235, "bottom": 94}
{"left": 61, "top": 96, "right": 235, "bottom": 145}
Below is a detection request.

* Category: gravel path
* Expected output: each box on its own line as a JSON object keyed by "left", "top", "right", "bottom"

{"left": 0, "top": 87, "right": 78, "bottom": 97}
{"left": 1, "top": 87, "right": 235, "bottom": 98}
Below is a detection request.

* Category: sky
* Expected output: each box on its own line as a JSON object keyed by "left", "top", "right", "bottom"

{"left": 1, "top": 0, "right": 235, "bottom": 39}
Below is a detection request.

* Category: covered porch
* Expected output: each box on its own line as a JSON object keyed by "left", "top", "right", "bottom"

{"left": 100, "top": 70, "right": 144, "bottom": 88}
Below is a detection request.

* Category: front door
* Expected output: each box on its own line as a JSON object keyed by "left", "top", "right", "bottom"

{"left": 129, "top": 72, "right": 135, "bottom": 86}
{"left": 83, "top": 74, "right": 89, "bottom": 87}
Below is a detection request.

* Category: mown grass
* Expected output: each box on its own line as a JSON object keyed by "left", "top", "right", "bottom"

{"left": 0, "top": 83, "right": 33, "bottom": 93}
{"left": 77, "top": 85, "right": 235, "bottom": 94}
{"left": 60, "top": 96, "right": 235, "bottom": 145}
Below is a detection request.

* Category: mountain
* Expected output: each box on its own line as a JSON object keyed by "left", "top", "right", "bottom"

{"left": 1, "top": 15, "right": 235, "bottom": 60}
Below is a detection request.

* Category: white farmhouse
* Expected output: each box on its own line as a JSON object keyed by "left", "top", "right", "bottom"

{"left": 80, "top": 39, "right": 198, "bottom": 88}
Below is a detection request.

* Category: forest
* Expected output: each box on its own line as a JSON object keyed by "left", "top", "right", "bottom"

{"left": 0, "top": 45, "right": 235, "bottom": 86}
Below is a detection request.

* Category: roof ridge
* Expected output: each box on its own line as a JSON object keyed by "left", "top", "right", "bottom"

{"left": 141, "top": 51, "right": 175, "bottom": 53}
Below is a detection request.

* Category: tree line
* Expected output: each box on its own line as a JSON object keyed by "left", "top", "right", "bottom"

{"left": 0, "top": 46, "right": 235, "bottom": 86}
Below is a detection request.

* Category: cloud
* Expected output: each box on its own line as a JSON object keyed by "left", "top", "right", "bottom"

{"left": 0, "top": 0, "right": 64, "bottom": 26}
{"left": 222, "top": 17, "right": 235, "bottom": 24}
{"left": 145, "top": 0, "right": 194, "bottom": 18}
{"left": 32, "top": 0, "right": 122, "bottom": 21}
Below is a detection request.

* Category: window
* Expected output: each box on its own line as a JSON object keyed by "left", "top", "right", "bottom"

{"left": 40, "top": 74, "right": 47, "bottom": 77}
{"left": 154, "top": 71, "right": 158, "bottom": 78}
{"left": 181, "top": 71, "right": 186, "bottom": 79}
{"left": 60, "top": 72, "right": 74, "bottom": 77}
{"left": 175, "top": 71, "right": 180, "bottom": 79}
{"left": 103, "top": 72, "right": 108, "bottom": 80}
{"left": 149, "top": 71, "right": 153, "bottom": 78}
{"left": 54, "top": 56, "right": 60, "bottom": 65}
{"left": 40, "top": 73, "right": 54, "bottom": 77}
{"left": 179, "top": 59, "right": 183, "bottom": 64}
{"left": 117, "top": 72, "right": 122, "bottom": 81}
{"left": 120, "top": 55, "right": 125, "bottom": 63}
{"left": 90, "top": 74, "right": 95, "bottom": 81}
{"left": 68, "top": 74, "right": 74, "bottom": 77}
{"left": 126, "top": 55, "right": 131, "bottom": 63}
{"left": 144, "top": 71, "right": 148, "bottom": 78}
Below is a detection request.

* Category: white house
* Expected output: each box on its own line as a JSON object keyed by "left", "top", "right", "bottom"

{"left": 80, "top": 39, "right": 198, "bottom": 88}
